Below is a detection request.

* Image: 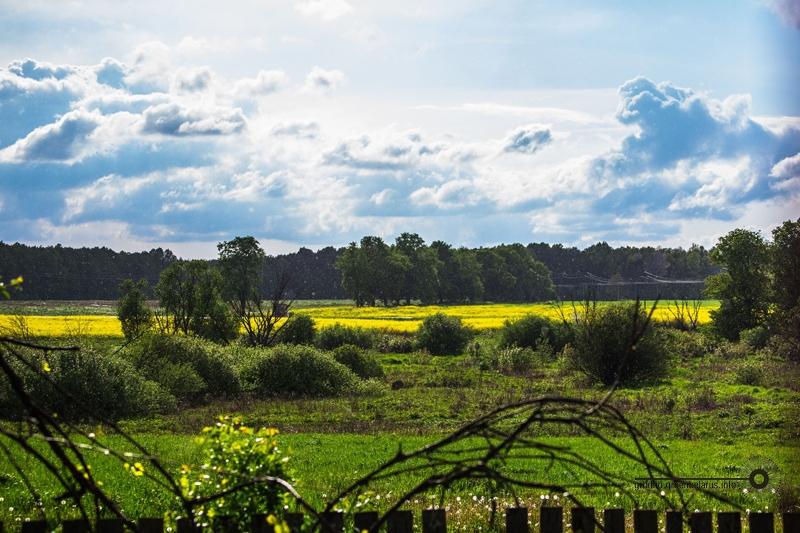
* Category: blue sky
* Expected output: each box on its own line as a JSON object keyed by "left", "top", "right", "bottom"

{"left": 1, "top": 0, "right": 798, "bottom": 257}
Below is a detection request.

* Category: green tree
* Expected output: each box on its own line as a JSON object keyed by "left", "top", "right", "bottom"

{"left": 771, "top": 218, "right": 800, "bottom": 312}
{"left": 477, "top": 248, "right": 516, "bottom": 301}
{"left": 154, "top": 261, "right": 238, "bottom": 342}
{"left": 218, "top": 236, "right": 288, "bottom": 345}
{"left": 431, "top": 242, "right": 483, "bottom": 303}
{"left": 495, "top": 244, "right": 555, "bottom": 301}
{"left": 395, "top": 232, "right": 440, "bottom": 304}
{"left": 704, "top": 228, "right": 770, "bottom": 339}
{"left": 116, "top": 279, "right": 152, "bottom": 341}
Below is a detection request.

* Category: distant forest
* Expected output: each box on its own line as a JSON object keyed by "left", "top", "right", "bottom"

{"left": 0, "top": 239, "right": 719, "bottom": 301}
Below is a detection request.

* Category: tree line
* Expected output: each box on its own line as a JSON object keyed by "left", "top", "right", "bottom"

{"left": 0, "top": 237, "right": 722, "bottom": 301}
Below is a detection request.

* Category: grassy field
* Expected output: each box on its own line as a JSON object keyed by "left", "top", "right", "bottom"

{"left": 0, "top": 300, "right": 720, "bottom": 336}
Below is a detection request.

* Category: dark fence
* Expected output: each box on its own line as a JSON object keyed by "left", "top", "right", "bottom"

{"left": 6, "top": 508, "right": 800, "bottom": 533}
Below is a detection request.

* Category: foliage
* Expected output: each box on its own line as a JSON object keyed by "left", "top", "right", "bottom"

{"left": 705, "top": 228, "right": 771, "bottom": 340}
{"left": 771, "top": 218, "right": 800, "bottom": 312}
{"left": 484, "top": 345, "right": 539, "bottom": 375}
{"left": 332, "top": 344, "right": 385, "bottom": 379}
{"left": 659, "top": 328, "right": 716, "bottom": 359}
{"left": 242, "top": 344, "right": 359, "bottom": 397}
{"left": 0, "top": 345, "right": 175, "bottom": 420}
{"left": 499, "top": 314, "right": 571, "bottom": 353}
{"left": 116, "top": 279, "right": 153, "bottom": 341}
{"left": 740, "top": 325, "right": 769, "bottom": 349}
{"left": 276, "top": 314, "right": 316, "bottom": 345}
{"left": 218, "top": 236, "right": 290, "bottom": 347}
{"left": 374, "top": 333, "right": 416, "bottom": 353}
{"left": 179, "top": 416, "right": 292, "bottom": 531}
{"left": 154, "top": 261, "right": 238, "bottom": 343}
{"left": 315, "top": 323, "right": 376, "bottom": 350}
{"left": 395, "top": 232, "right": 440, "bottom": 304}
{"left": 416, "top": 312, "right": 473, "bottom": 355}
{"left": 125, "top": 334, "right": 240, "bottom": 402}
{"left": 431, "top": 242, "right": 483, "bottom": 303}
{"left": 566, "top": 301, "right": 668, "bottom": 386}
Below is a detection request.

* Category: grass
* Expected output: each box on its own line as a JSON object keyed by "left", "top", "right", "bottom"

{"left": 0, "top": 300, "right": 721, "bottom": 336}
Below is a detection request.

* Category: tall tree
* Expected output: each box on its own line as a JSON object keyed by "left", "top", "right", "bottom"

{"left": 218, "top": 236, "right": 288, "bottom": 345}
{"left": 704, "top": 229, "right": 771, "bottom": 339}
{"left": 395, "top": 233, "right": 440, "bottom": 304}
{"left": 116, "top": 279, "right": 152, "bottom": 341}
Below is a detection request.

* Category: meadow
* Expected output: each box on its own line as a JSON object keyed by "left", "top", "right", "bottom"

{"left": 0, "top": 300, "right": 720, "bottom": 336}
{"left": 0, "top": 298, "right": 797, "bottom": 529}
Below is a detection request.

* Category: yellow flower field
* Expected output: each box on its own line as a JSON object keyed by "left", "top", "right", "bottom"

{"left": 0, "top": 301, "right": 719, "bottom": 337}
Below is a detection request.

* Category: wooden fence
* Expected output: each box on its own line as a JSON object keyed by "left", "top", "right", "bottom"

{"left": 4, "top": 508, "right": 800, "bottom": 533}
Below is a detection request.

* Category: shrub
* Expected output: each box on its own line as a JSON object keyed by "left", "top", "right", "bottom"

{"left": 117, "top": 279, "right": 152, "bottom": 341}
{"left": 375, "top": 333, "right": 415, "bottom": 354}
{"left": 416, "top": 313, "right": 472, "bottom": 355}
{"left": 734, "top": 362, "right": 764, "bottom": 386}
{"left": 1, "top": 346, "right": 175, "bottom": 421}
{"left": 316, "top": 324, "right": 376, "bottom": 350}
{"left": 566, "top": 302, "right": 668, "bottom": 386}
{"left": 499, "top": 315, "right": 571, "bottom": 353}
{"left": 332, "top": 344, "right": 385, "bottom": 379}
{"left": 242, "top": 344, "right": 359, "bottom": 397}
{"left": 660, "top": 328, "right": 715, "bottom": 359}
{"left": 277, "top": 314, "right": 316, "bottom": 345}
{"left": 740, "top": 326, "right": 769, "bottom": 349}
{"left": 488, "top": 346, "right": 538, "bottom": 375}
{"left": 125, "top": 334, "right": 240, "bottom": 402}
{"left": 179, "top": 416, "right": 292, "bottom": 529}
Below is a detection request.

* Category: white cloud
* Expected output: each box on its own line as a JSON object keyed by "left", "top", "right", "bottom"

{"left": 295, "top": 0, "right": 353, "bottom": 20}
{"left": 233, "top": 70, "right": 289, "bottom": 98}
{"left": 303, "top": 66, "right": 345, "bottom": 93}
{"left": 142, "top": 102, "right": 246, "bottom": 136}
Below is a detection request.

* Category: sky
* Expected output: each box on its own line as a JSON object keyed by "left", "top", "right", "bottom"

{"left": 0, "top": 0, "right": 799, "bottom": 258}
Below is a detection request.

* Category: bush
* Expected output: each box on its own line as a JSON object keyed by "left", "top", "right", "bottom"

{"left": 0, "top": 346, "right": 175, "bottom": 421}
{"left": 566, "top": 302, "right": 668, "bottom": 386}
{"left": 734, "top": 362, "right": 764, "bottom": 386}
{"left": 180, "top": 416, "right": 292, "bottom": 528}
{"left": 332, "top": 344, "right": 385, "bottom": 379}
{"left": 277, "top": 314, "right": 316, "bottom": 345}
{"left": 416, "top": 313, "right": 472, "bottom": 355}
{"left": 499, "top": 315, "right": 571, "bottom": 353}
{"left": 242, "top": 344, "right": 359, "bottom": 397}
{"left": 488, "top": 346, "right": 538, "bottom": 375}
{"left": 125, "top": 334, "right": 240, "bottom": 402}
{"left": 316, "top": 324, "right": 376, "bottom": 350}
{"left": 375, "top": 333, "right": 415, "bottom": 354}
{"left": 660, "top": 328, "right": 715, "bottom": 359}
{"left": 740, "top": 326, "right": 769, "bottom": 349}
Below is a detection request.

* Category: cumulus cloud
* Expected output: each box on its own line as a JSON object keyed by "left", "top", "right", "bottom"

{"left": 233, "top": 70, "right": 289, "bottom": 97}
{"left": 8, "top": 58, "right": 74, "bottom": 80}
{"left": 296, "top": 0, "right": 353, "bottom": 20}
{"left": 303, "top": 66, "right": 345, "bottom": 93}
{"left": 172, "top": 67, "right": 213, "bottom": 93}
{"left": 764, "top": 0, "right": 800, "bottom": 28}
{"left": 0, "top": 109, "right": 103, "bottom": 162}
{"left": 503, "top": 125, "right": 552, "bottom": 155}
{"left": 271, "top": 121, "right": 320, "bottom": 139}
{"left": 142, "top": 103, "right": 246, "bottom": 136}
{"left": 95, "top": 57, "right": 127, "bottom": 88}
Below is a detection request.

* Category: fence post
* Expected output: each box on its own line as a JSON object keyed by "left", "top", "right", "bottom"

{"left": 97, "top": 518, "right": 123, "bottom": 533}
{"left": 320, "top": 511, "right": 344, "bottom": 533}
{"left": 137, "top": 517, "right": 164, "bottom": 533}
{"left": 21, "top": 522, "right": 48, "bottom": 533}
{"left": 689, "top": 512, "right": 712, "bottom": 533}
{"left": 717, "top": 513, "right": 740, "bottom": 533}
{"left": 571, "top": 508, "right": 595, "bottom": 533}
{"left": 354, "top": 511, "right": 379, "bottom": 531}
{"left": 784, "top": 513, "right": 800, "bottom": 533}
{"left": 387, "top": 510, "right": 413, "bottom": 533}
{"left": 748, "top": 513, "right": 773, "bottom": 533}
{"left": 634, "top": 510, "right": 658, "bottom": 533}
{"left": 667, "top": 511, "right": 683, "bottom": 533}
{"left": 422, "top": 509, "right": 446, "bottom": 533}
{"left": 505, "top": 507, "right": 528, "bottom": 533}
{"left": 541, "top": 506, "right": 563, "bottom": 533}
{"left": 604, "top": 509, "right": 625, "bottom": 533}
{"left": 62, "top": 519, "right": 90, "bottom": 533}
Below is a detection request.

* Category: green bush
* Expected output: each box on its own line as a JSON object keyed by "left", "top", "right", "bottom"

{"left": 566, "top": 302, "right": 668, "bottom": 386}
{"left": 660, "top": 328, "right": 716, "bottom": 359}
{"left": 125, "top": 334, "right": 240, "bottom": 402}
{"left": 499, "top": 314, "right": 571, "bottom": 353}
{"left": 488, "top": 346, "right": 538, "bottom": 375}
{"left": 375, "top": 333, "right": 415, "bottom": 354}
{"left": 277, "top": 314, "right": 316, "bottom": 345}
{"left": 740, "top": 326, "right": 769, "bottom": 349}
{"left": 332, "top": 344, "right": 385, "bottom": 379}
{"left": 316, "top": 324, "right": 376, "bottom": 350}
{"left": 242, "top": 344, "right": 358, "bottom": 397}
{"left": 117, "top": 279, "right": 153, "bottom": 341}
{"left": 416, "top": 312, "right": 472, "bottom": 355}
{"left": 0, "top": 346, "right": 175, "bottom": 421}
{"left": 734, "top": 362, "right": 764, "bottom": 386}
{"left": 180, "top": 416, "right": 292, "bottom": 529}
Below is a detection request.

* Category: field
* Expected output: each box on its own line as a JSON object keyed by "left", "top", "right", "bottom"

{"left": 0, "top": 300, "right": 720, "bottom": 336}
{"left": 1, "top": 299, "right": 798, "bottom": 528}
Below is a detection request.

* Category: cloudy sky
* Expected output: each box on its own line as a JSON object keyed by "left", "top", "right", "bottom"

{"left": 1, "top": 0, "right": 799, "bottom": 257}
